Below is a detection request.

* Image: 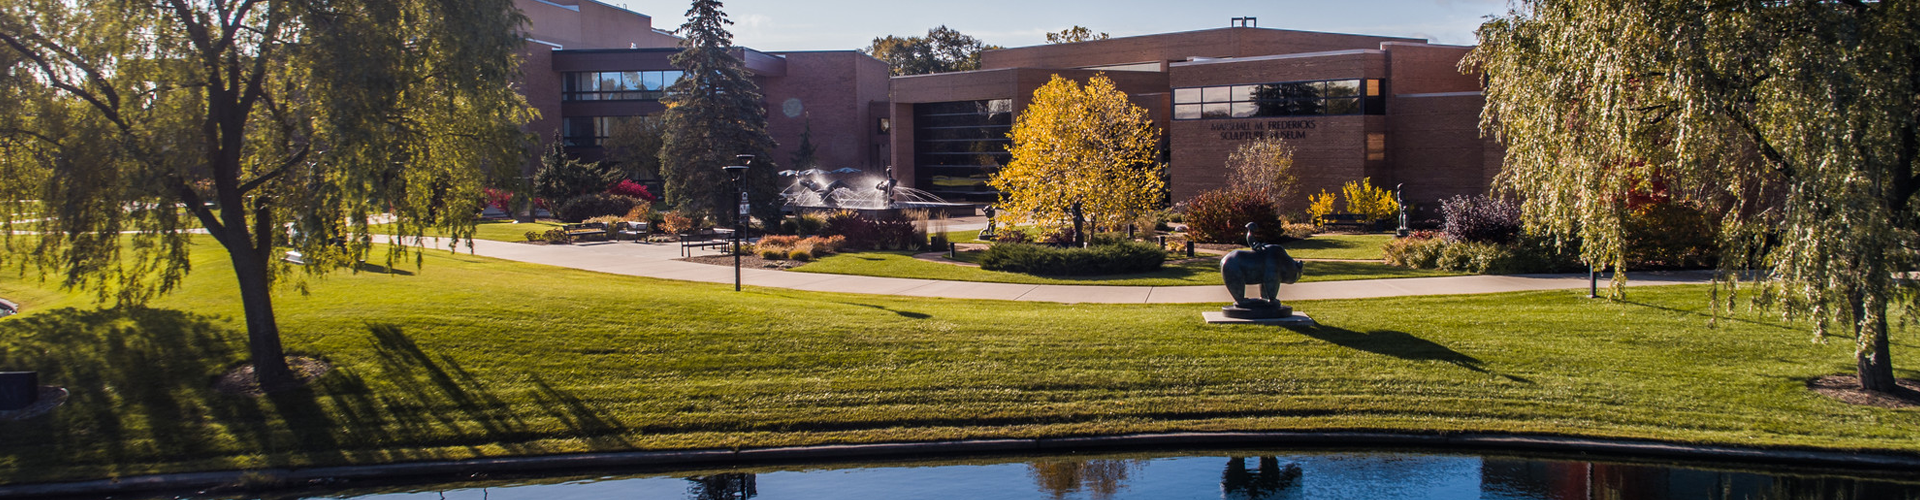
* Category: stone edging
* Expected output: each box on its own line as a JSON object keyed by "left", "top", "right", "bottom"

{"left": 3, "top": 431, "right": 1917, "bottom": 498}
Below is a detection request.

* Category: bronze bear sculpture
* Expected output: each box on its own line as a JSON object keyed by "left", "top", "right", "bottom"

{"left": 1219, "top": 222, "right": 1304, "bottom": 319}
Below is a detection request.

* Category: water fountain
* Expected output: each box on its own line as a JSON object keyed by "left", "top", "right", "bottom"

{"left": 779, "top": 167, "right": 976, "bottom": 218}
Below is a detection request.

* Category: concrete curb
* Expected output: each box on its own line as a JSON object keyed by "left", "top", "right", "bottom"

{"left": 5, "top": 431, "right": 1917, "bottom": 498}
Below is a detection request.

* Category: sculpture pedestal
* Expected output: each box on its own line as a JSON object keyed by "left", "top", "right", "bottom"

{"left": 1203, "top": 311, "right": 1315, "bottom": 326}
{"left": 1222, "top": 303, "right": 1292, "bottom": 319}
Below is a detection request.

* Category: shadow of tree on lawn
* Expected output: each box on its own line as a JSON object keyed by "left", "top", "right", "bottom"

{"left": 0, "top": 308, "right": 632, "bottom": 482}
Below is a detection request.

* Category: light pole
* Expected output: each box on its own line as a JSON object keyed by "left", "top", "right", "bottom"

{"left": 724, "top": 155, "right": 753, "bottom": 292}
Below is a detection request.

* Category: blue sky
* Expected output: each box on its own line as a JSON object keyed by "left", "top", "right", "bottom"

{"left": 610, "top": 0, "right": 1512, "bottom": 51}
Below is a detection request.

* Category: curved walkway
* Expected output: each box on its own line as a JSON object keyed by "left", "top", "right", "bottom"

{"left": 447, "top": 237, "right": 1712, "bottom": 303}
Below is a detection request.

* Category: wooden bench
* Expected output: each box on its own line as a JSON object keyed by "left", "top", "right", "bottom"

{"left": 561, "top": 222, "right": 609, "bottom": 243}
{"left": 679, "top": 228, "right": 736, "bottom": 256}
{"left": 1322, "top": 213, "right": 1373, "bottom": 232}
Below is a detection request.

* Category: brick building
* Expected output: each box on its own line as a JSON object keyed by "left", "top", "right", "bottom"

{"left": 513, "top": 0, "right": 892, "bottom": 184}
{"left": 515, "top": 2, "right": 1495, "bottom": 212}
{"left": 890, "top": 27, "right": 1499, "bottom": 212}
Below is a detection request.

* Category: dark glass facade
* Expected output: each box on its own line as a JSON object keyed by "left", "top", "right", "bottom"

{"left": 562, "top": 70, "right": 685, "bottom": 101}
{"left": 1172, "top": 79, "right": 1386, "bottom": 119}
{"left": 913, "top": 99, "right": 1012, "bottom": 201}
{"left": 562, "top": 116, "right": 619, "bottom": 147}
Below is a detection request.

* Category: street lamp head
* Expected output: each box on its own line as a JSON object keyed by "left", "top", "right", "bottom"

{"left": 735, "top": 154, "right": 755, "bottom": 165}
{"left": 723, "top": 164, "right": 748, "bottom": 182}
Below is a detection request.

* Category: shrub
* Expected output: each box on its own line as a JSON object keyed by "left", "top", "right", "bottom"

{"left": 758, "top": 248, "right": 785, "bottom": 260}
{"left": 623, "top": 202, "right": 652, "bottom": 222}
{"left": 993, "top": 229, "right": 1032, "bottom": 244}
{"left": 539, "top": 228, "right": 570, "bottom": 244}
{"left": 1185, "top": 189, "right": 1284, "bottom": 244}
{"left": 606, "top": 179, "right": 657, "bottom": 201}
{"left": 1440, "top": 195, "right": 1521, "bottom": 244}
{"left": 820, "top": 211, "right": 924, "bottom": 250}
{"left": 659, "top": 210, "right": 695, "bottom": 235}
{"left": 1307, "top": 190, "right": 1336, "bottom": 225}
{"left": 584, "top": 215, "right": 624, "bottom": 225}
{"left": 978, "top": 241, "right": 1165, "bottom": 276}
{"left": 1040, "top": 225, "right": 1077, "bottom": 246}
{"left": 1383, "top": 233, "right": 1448, "bottom": 268}
{"left": 1384, "top": 232, "right": 1579, "bottom": 274}
{"left": 483, "top": 188, "right": 515, "bottom": 212}
{"left": 555, "top": 194, "right": 643, "bottom": 223}
{"left": 783, "top": 213, "right": 828, "bottom": 235}
{"left": 800, "top": 235, "right": 844, "bottom": 255}
{"left": 1282, "top": 223, "right": 1317, "bottom": 239}
{"left": 1624, "top": 201, "right": 1717, "bottom": 269}
{"left": 524, "top": 230, "right": 542, "bottom": 242}
{"left": 758, "top": 235, "right": 801, "bottom": 249}
{"left": 787, "top": 248, "right": 814, "bottom": 261}
{"left": 1340, "top": 178, "right": 1399, "bottom": 223}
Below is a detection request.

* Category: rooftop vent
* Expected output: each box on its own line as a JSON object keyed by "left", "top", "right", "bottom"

{"left": 1231, "top": 17, "right": 1257, "bottom": 28}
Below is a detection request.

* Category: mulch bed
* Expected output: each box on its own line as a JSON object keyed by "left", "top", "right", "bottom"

{"left": 214, "top": 356, "right": 332, "bottom": 397}
{"left": 1807, "top": 375, "right": 1920, "bottom": 409}
{"left": 682, "top": 254, "right": 805, "bottom": 270}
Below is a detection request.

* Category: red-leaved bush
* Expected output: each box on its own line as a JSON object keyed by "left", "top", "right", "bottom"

{"left": 1184, "top": 189, "right": 1285, "bottom": 244}
{"left": 606, "top": 179, "right": 657, "bottom": 201}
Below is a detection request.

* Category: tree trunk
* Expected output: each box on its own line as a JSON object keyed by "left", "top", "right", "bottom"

{"left": 1856, "top": 294, "right": 1899, "bottom": 393}
{"left": 229, "top": 238, "right": 295, "bottom": 387}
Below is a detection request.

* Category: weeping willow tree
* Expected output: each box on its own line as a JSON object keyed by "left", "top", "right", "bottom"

{"left": 1469, "top": 0, "right": 1918, "bottom": 392}
{"left": 0, "top": 0, "right": 531, "bottom": 387}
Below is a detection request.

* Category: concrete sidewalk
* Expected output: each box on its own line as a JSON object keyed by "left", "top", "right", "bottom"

{"left": 426, "top": 236, "right": 1713, "bottom": 304}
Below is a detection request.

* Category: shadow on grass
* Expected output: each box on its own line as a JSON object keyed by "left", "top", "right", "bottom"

{"left": 352, "top": 262, "right": 415, "bottom": 276}
{"left": 840, "top": 302, "right": 933, "bottom": 319}
{"left": 1615, "top": 300, "right": 1796, "bottom": 331}
{"left": 1289, "top": 324, "right": 1533, "bottom": 383}
{"left": 0, "top": 308, "right": 632, "bottom": 482}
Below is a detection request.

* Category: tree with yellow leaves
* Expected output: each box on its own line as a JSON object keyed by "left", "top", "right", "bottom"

{"left": 990, "top": 75, "right": 1165, "bottom": 232}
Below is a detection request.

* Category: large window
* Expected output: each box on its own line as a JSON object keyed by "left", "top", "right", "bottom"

{"left": 563, "top": 116, "right": 619, "bottom": 147}
{"left": 913, "top": 99, "right": 1013, "bottom": 201}
{"left": 1173, "top": 79, "right": 1385, "bottom": 120}
{"left": 563, "top": 70, "right": 685, "bottom": 101}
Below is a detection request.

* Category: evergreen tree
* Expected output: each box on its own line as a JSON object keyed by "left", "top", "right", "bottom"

{"left": 790, "top": 119, "right": 819, "bottom": 170}
{"left": 0, "top": 0, "right": 529, "bottom": 387}
{"left": 658, "top": 0, "right": 779, "bottom": 225}
{"left": 602, "top": 115, "right": 667, "bottom": 182}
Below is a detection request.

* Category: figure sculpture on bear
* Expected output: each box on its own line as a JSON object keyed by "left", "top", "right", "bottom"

{"left": 1219, "top": 222, "right": 1305, "bottom": 319}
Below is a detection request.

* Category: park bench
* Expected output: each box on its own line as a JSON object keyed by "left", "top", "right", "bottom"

{"left": 1321, "top": 213, "right": 1373, "bottom": 233}
{"left": 614, "top": 221, "right": 652, "bottom": 242}
{"left": 679, "top": 227, "right": 737, "bottom": 256}
{"left": 561, "top": 222, "right": 609, "bottom": 243}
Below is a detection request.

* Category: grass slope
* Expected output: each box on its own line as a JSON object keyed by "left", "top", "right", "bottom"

{"left": 0, "top": 237, "right": 1913, "bottom": 484}
{"left": 1286, "top": 234, "right": 1395, "bottom": 261}
{"left": 794, "top": 251, "right": 1459, "bottom": 286}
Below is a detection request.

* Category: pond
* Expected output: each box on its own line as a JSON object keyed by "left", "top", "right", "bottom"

{"left": 231, "top": 450, "right": 1920, "bottom": 500}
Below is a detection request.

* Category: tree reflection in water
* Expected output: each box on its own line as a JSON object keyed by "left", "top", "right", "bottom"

{"left": 1028, "top": 459, "right": 1145, "bottom": 500}
{"left": 1222, "top": 456, "right": 1303, "bottom": 500}
{"left": 685, "top": 473, "right": 756, "bottom": 500}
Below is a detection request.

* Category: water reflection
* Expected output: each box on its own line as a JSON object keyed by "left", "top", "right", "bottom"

{"left": 685, "top": 473, "right": 755, "bottom": 500}
{"left": 1028, "top": 459, "right": 1144, "bottom": 500}
{"left": 224, "top": 451, "right": 1920, "bottom": 500}
{"left": 1222, "top": 457, "right": 1303, "bottom": 500}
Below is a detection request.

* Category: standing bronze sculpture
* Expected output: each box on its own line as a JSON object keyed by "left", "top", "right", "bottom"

{"left": 1219, "top": 222, "right": 1304, "bottom": 319}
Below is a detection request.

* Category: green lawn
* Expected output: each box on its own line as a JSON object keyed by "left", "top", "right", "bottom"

{"left": 1286, "top": 233, "right": 1396, "bottom": 260}
{"left": 792, "top": 250, "right": 1460, "bottom": 286}
{"left": 370, "top": 220, "right": 566, "bottom": 243}
{"left": 0, "top": 237, "right": 1915, "bottom": 484}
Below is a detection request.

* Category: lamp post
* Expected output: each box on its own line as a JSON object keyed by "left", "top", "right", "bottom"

{"left": 724, "top": 155, "right": 753, "bottom": 292}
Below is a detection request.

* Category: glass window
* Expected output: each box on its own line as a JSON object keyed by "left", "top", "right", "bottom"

{"left": 1172, "top": 78, "right": 1386, "bottom": 120}
{"left": 1174, "top": 104, "right": 1202, "bottom": 120}
{"left": 1231, "top": 102, "right": 1257, "bottom": 119}
{"left": 1202, "top": 102, "right": 1231, "bottom": 118}
{"left": 1202, "top": 86, "right": 1233, "bottom": 103}
{"left": 643, "top": 71, "right": 664, "bottom": 91}
{"left": 1323, "top": 97, "right": 1360, "bottom": 115}
{"left": 1174, "top": 88, "right": 1202, "bottom": 104}
{"left": 1231, "top": 85, "right": 1254, "bottom": 102}
{"left": 1323, "top": 80, "right": 1360, "bottom": 98}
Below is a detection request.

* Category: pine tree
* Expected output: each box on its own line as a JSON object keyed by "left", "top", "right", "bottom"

{"left": 658, "top": 0, "right": 779, "bottom": 225}
{"left": 790, "top": 120, "right": 819, "bottom": 170}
